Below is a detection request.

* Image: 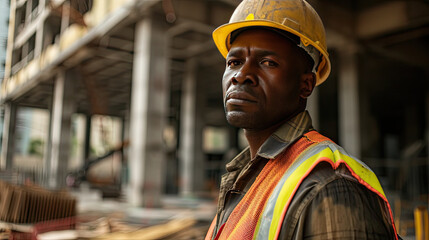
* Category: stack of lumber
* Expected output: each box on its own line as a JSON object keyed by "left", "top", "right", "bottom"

{"left": 0, "top": 171, "right": 19, "bottom": 184}
{"left": 0, "top": 181, "right": 76, "bottom": 224}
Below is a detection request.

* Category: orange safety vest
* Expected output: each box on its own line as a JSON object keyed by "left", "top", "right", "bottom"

{"left": 205, "top": 131, "right": 397, "bottom": 240}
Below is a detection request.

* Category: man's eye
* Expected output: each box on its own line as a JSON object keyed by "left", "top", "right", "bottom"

{"left": 227, "top": 60, "right": 241, "bottom": 67}
{"left": 261, "top": 60, "right": 278, "bottom": 67}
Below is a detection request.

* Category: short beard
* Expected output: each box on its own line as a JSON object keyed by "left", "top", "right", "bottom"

{"left": 225, "top": 110, "right": 273, "bottom": 131}
{"left": 226, "top": 111, "right": 255, "bottom": 129}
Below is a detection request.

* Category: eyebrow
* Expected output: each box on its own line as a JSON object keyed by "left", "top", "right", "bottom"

{"left": 226, "top": 48, "right": 243, "bottom": 58}
{"left": 227, "top": 47, "right": 280, "bottom": 58}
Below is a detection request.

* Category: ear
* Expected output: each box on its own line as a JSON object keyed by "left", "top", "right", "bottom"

{"left": 299, "top": 72, "right": 316, "bottom": 99}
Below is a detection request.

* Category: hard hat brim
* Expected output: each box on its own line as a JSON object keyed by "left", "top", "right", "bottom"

{"left": 212, "top": 20, "right": 331, "bottom": 85}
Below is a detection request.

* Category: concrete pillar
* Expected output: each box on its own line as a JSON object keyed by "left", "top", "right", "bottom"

{"left": 121, "top": 116, "right": 129, "bottom": 187}
{"left": 4, "top": 0, "right": 16, "bottom": 79}
{"left": 1, "top": 102, "right": 17, "bottom": 170}
{"left": 426, "top": 89, "right": 429, "bottom": 184}
{"left": 34, "top": 21, "right": 44, "bottom": 58}
{"left": 39, "top": 0, "right": 46, "bottom": 8}
{"left": 60, "top": 1, "right": 70, "bottom": 34}
{"left": 48, "top": 71, "right": 76, "bottom": 189}
{"left": 179, "top": 59, "right": 197, "bottom": 196}
{"left": 194, "top": 69, "right": 206, "bottom": 193}
{"left": 338, "top": 49, "right": 361, "bottom": 158}
{"left": 25, "top": 0, "right": 32, "bottom": 23}
{"left": 128, "top": 16, "right": 169, "bottom": 207}
{"left": 84, "top": 115, "right": 92, "bottom": 162}
{"left": 307, "top": 87, "right": 319, "bottom": 129}
{"left": 43, "top": 99, "right": 53, "bottom": 185}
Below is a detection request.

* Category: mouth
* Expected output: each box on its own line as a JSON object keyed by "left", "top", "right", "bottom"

{"left": 225, "top": 91, "right": 258, "bottom": 105}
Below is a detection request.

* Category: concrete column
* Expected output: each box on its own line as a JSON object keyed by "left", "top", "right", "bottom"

{"left": 121, "top": 116, "right": 129, "bottom": 188}
{"left": 307, "top": 87, "right": 319, "bottom": 129}
{"left": 129, "top": 16, "right": 169, "bottom": 207}
{"left": 39, "top": 0, "right": 47, "bottom": 9}
{"left": 4, "top": 0, "right": 16, "bottom": 79}
{"left": 34, "top": 21, "right": 44, "bottom": 57}
{"left": 43, "top": 99, "right": 53, "bottom": 185}
{"left": 48, "top": 71, "right": 76, "bottom": 189}
{"left": 25, "top": 0, "right": 32, "bottom": 23}
{"left": 0, "top": 102, "right": 17, "bottom": 170}
{"left": 60, "top": 1, "right": 70, "bottom": 34}
{"left": 426, "top": 90, "right": 429, "bottom": 184}
{"left": 194, "top": 70, "right": 205, "bottom": 193}
{"left": 338, "top": 49, "right": 361, "bottom": 158}
{"left": 179, "top": 59, "right": 197, "bottom": 196}
{"left": 84, "top": 115, "right": 92, "bottom": 162}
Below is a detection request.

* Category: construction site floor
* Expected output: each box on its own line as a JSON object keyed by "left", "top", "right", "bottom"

{"left": 67, "top": 185, "right": 216, "bottom": 239}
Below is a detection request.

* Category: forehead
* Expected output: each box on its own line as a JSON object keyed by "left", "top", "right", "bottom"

{"left": 228, "top": 28, "right": 296, "bottom": 56}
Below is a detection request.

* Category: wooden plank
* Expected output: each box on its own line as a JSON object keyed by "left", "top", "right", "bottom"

{"left": 95, "top": 218, "right": 196, "bottom": 240}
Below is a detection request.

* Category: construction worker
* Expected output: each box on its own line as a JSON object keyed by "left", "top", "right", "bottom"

{"left": 206, "top": 0, "right": 399, "bottom": 239}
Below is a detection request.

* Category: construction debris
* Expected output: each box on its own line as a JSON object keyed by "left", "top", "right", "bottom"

{"left": 0, "top": 181, "right": 76, "bottom": 224}
{"left": 0, "top": 181, "right": 212, "bottom": 239}
{"left": 0, "top": 217, "right": 208, "bottom": 240}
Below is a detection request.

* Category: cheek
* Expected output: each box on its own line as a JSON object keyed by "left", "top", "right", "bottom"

{"left": 222, "top": 71, "right": 233, "bottom": 93}
{"left": 221, "top": 79, "right": 228, "bottom": 100}
{"left": 223, "top": 68, "right": 233, "bottom": 81}
{"left": 266, "top": 78, "right": 300, "bottom": 105}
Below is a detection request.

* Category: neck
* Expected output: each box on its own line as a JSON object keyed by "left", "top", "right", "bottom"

{"left": 244, "top": 122, "right": 282, "bottom": 159}
{"left": 244, "top": 108, "right": 305, "bottom": 159}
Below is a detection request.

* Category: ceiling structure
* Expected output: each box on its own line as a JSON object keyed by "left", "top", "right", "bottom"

{"left": 5, "top": 0, "right": 429, "bottom": 121}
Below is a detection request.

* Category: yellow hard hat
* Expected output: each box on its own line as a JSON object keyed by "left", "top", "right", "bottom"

{"left": 213, "top": 0, "right": 331, "bottom": 85}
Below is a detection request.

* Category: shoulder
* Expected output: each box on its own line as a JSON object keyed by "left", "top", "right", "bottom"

{"left": 279, "top": 162, "right": 396, "bottom": 239}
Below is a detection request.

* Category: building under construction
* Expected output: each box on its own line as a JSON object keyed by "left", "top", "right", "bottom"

{"left": 1, "top": 0, "right": 428, "bottom": 236}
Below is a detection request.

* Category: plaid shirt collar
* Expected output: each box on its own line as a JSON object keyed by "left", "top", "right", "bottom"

{"left": 226, "top": 110, "right": 313, "bottom": 171}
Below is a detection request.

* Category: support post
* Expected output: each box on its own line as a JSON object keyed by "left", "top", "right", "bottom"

{"left": 338, "top": 49, "right": 361, "bottom": 157}
{"left": 60, "top": 1, "right": 70, "bottom": 34}
{"left": 84, "top": 115, "right": 92, "bottom": 163}
{"left": 34, "top": 21, "right": 44, "bottom": 58}
{"left": 426, "top": 89, "right": 429, "bottom": 190}
{"left": 43, "top": 98, "right": 53, "bottom": 185}
{"left": 307, "top": 87, "right": 319, "bottom": 129}
{"left": 1, "top": 102, "right": 17, "bottom": 170}
{"left": 128, "top": 16, "right": 169, "bottom": 207}
{"left": 48, "top": 71, "right": 76, "bottom": 189}
{"left": 179, "top": 59, "right": 197, "bottom": 196}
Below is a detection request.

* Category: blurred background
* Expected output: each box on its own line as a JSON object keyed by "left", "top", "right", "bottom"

{"left": 0, "top": 0, "right": 428, "bottom": 239}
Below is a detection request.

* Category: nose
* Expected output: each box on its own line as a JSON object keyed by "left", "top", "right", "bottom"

{"left": 232, "top": 61, "right": 257, "bottom": 86}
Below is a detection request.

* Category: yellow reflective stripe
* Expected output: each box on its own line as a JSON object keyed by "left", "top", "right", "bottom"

{"left": 268, "top": 147, "right": 386, "bottom": 240}
{"left": 268, "top": 147, "right": 332, "bottom": 239}
{"left": 331, "top": 149, "right": 386, "bottom": 198}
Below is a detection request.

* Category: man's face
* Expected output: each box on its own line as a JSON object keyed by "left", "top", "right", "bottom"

{"left": 222, "top": 29, "right": 305, "bottom": 130}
